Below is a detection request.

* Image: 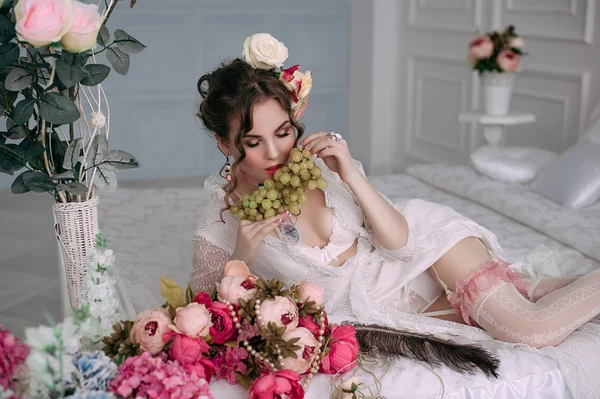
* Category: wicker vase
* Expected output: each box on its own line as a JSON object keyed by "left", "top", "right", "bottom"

{"left": 53, "top": 196, "right": 100, "bottom": 316}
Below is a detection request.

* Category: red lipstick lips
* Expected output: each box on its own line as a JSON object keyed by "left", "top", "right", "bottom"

{"left": 265, "top": 164, "right": 283, "bottom": 175}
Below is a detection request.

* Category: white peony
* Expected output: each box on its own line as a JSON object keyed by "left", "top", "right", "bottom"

{"left": 242, "top": 33, "right": 289, "bottom": 69}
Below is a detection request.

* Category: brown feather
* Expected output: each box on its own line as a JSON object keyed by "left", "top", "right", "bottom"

{"left": 346, "top": 322, "right": 500, "bottom": 378}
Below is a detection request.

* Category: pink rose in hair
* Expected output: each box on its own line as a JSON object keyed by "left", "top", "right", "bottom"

{"left": 218, "top": 275, "right": 258, "bottom": 305}
{"left": 280, "top": 327, "right": 319, "bottom": 374}
{"left": 297, "top": 280, "right": 324, "bottom": 307}
{"left": 130, "top": 308, "right": 172, "bottom": 355}
{"left": 169, "top": 302, "right": 212, "bottom": 338}
{"left": 258, "top": 296, "right": 299, "bottom": 333}
{"left": 14, "top": 0, "right": 74, "bottom": 47}
{"left": 319, "top": 324, "right": 359, "bottom": 374}
{"left": 248, "top": 370, "right": 304, "bottom": 399}
{"left": 468, "top": 35, "right": 494, "bottom": 60}
{"left": 497, "top": 50, "right": 520, "bottom": 72}
{"left": 61, "top": 1, "right": 102, "bottom": 53}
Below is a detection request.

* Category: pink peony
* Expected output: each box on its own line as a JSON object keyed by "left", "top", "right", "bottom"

{"left": 280, "top": 327, "right": 319, "bottom": 374}
{"left": 193, "top": 291, "right": 213, "bottom": 308}
{"left": 168, "top": 334, "right": 209, "bottom": 364}
{"left": 0, "top": 325, "right": 30, "bottom": 393}
{"left": 14, "top": 0, "right": 74, "bottom": 47}
{"left": 248, "top": 369, "right": 304, "bottom": 399}
{"left": 258, "top": 296, "right": 299, "bottom": 333}
{"left": 298, "top": 312, "right": 328, "bottom": 339}
{"left": 109, "top": 351, "right": 214, "bottom": 399}
{"left": 297, "top": 280, "right": 324, "bottom": 307}
{"left": 183, "top": 358, "right": 217, "bottom": 383}
{"left": 497, "top": 50, "right": 520, "bottom": 72}
{"left": 130, "top": 308, "right": 172, "bottom": 355}
{"left": 218, "top": 275, "right": 258, "bottom": 305}
{"left": 169, "top": 302, "right": 212, "bottom": 338}
{"left": 319, "top": 324, "right": 359, "bottom": 374}
{"left": 60, "top": 1, "right": 101, "bottom": 53}
{"left": 213, "top": 346, "right": 249, "bottom": 385}
{"left": 224, "top": 260, "right": 251, "bottom": 277}
{"left": 208, "top": 302, "right": 237, "bottom": 344}
{"left": 468, "top": 35, "right": 494, "bottom": 60}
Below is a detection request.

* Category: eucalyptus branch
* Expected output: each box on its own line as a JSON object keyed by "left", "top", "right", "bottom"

{"left": 102, "top": 0, "right": 118, "bottom": 27}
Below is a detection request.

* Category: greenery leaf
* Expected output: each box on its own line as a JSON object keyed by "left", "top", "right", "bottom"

{"left": 5, "top": 118, "right": 26, "bottom": 139}
{"left": 0, "top": 142, "right": 27, "bottom": 172}
{"left": 81, "top": 64, "right": 111, "bottom": 86}
{"left": 23, "top": 170, "right": 56, "bottom": 192}
{"left": 85, "top": 134, "right": 108, "bottom": 167}
{"left": 97, "top": 25, "right": 110, "bottom": 48}
{"left": 11, "top": 170, "right": 31, "bottom": 194}
{"left": 0, "top": 14, "right": 14, "bottom": 44}
{"left": 56, "top": 59, "right": 89, "bottom": 88}
{"left": 114, "top": 29, "right": 146, "bottom": 55}
{"left": 5, "top": 67, "right": 31, "bottom": 91}
{"left": 57, "top": 182, "right": 88, "bottom": 195}
{"left": 12, "top": 98, "right": 36, "bottom": 125}
{"left": 52, "top": 170, "right": 75, "bottom": 180}
{"left": 160, "top": 276, "right": 186, "bottom": 311}
{"left": 39, "top": 92, "right": 80, "bottom": 125}
{"left": 106, "top": 47, "right": 130, "bottom": 75}
{"left": 185, "top": 282, "right": 194, "bottom": 306}
{"left": 63, "top": 138, "right": 81, "bottom": 170}
{"left": 25, "top": 141, "right": 45, "bottom": 160}
{"left": 0, "top": 42, "right": 18, "bottom": 67}
{"left": 101, "top": 149, "right": 140, "bottom": 170}
{"left": 93, "top": 164, "right": 117, "bottom": 191}
{"left": 236, "top": 374, "right": 254, "bottom": 390}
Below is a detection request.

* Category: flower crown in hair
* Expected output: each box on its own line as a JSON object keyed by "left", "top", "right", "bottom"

{"left": 242, "top": 33, "right": 312, "bottom": 119}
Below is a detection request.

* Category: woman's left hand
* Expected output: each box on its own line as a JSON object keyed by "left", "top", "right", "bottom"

{"left": 299, "top": 132, "right": 360, "bottom": 183}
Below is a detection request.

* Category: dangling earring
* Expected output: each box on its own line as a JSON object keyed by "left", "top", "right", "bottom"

{"left": 219, "top": 156, "right": 232, "bottom": 182}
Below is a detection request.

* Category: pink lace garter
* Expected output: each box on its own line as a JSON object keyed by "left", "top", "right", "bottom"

{"left": 448, "top": 258, "right": 531, "bottom": 326}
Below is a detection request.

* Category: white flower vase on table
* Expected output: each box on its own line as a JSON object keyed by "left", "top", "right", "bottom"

{"left": 0, "top": 1, "right": 144, "bottom": 317}
{"left": 483, "top": 72, "right": 516, "bottom": 116}
{"left": 467, "top": 24, "right": 525, "bottom": 116}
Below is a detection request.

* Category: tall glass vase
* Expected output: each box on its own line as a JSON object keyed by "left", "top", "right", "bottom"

{"left": 483, "top": 72, "right": 516, "bottom": 116}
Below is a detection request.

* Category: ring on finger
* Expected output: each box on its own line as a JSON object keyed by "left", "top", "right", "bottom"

{"left": 326, "top": 131, "right": 342, "bottom": 141}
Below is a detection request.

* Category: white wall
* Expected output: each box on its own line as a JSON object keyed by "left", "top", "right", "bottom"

{"left": 348, "top": 0, "right": 600, "bottom": 175}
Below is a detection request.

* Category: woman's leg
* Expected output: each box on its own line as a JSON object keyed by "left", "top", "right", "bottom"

{"left": 530, "top": 276, "right": 579, "bottom": 302}
{"left": 430, "top": 237, "right": 600, "bottom": 348}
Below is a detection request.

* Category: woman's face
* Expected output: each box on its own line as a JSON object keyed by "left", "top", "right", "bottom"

{"left": 226, "top": 98, "right": 296, "bottom": 189}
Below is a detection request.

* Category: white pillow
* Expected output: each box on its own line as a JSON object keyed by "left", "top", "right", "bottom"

{"left": 470, "top": 145, "right": 558, "bottom": 183}
{"left": 531, "top": 138, "right": 600, "bottom": 209}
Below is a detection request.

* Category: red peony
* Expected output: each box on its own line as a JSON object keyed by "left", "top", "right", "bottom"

{"left": 208, "top": 302, "right": 237, "bottom": 344}
{"left": 319, "top": 324, "right": 359, "bottom": 374}
{"left": 248, "top": 369, "right": 304, "bottom": 399}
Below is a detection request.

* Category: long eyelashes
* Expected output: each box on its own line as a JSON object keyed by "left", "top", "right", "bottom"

{"left": 246, "top": 132, "right": 291, "bottom": 148}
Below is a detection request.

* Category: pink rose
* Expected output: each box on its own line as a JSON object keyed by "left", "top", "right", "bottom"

{"left": 130, "top": 308, "right": 172, "bottom": 355}
{"left": 168, "top": 334, "right": 209, "bottom": 365}
{"left": 208, "top": 302, "right": 237, "bottom": 344}
{"left": 14, "top": 0, "right": 74, "bottom": 47}
{"left": 297, "top": 280, "right": 324, "bottom": 307}
{"left": 258, "top": 296, "right": 299, "bottom": 333}
{"left": 61, "top": 1, "right": 101, "bottom": 53}
{"left": 319, "top": 324, "right": 359, "bottom": 374}
{"left": 468, "top": 35, "right": 494, "bottom": 60}
{"left": 281, "top": 327, "right": 319, "bottom": 374}
{"left": 248, "top": 369, "right": 304, "bottom": 399}
{"left": 280, "top": 65, "right": 312, "bottom": 119}
{"left": 298, "top": 312, "right": 328, "bottom": 339}
{"left": 497, "top": 50, "right": 520, "bottom": 72}
{"left": 169, "top": 302, "right": 212, "bottom": 338}
{"left": 292, "top": 96, "right": 308, "bottom": 120}
{"left": 218, "top": 275, "right": 257, "bottom": 305}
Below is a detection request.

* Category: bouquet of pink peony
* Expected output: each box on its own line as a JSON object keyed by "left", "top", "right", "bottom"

{"left": 467, "top": 24, "right": 525, "bottom": 75}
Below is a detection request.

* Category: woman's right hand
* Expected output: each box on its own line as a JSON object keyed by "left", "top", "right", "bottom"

{"left": 230, "top": 211, "right": 291, "bottom": 266}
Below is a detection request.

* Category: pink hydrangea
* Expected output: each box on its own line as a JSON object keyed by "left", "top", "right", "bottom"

{"left": 0, "top": 325, "right": 30, "bottom": 393}
{"left": 109, "top": 352, "right": 214, "bottom": 399}
{"left": 213, "top": 346, "right": 249, "bottom": 385}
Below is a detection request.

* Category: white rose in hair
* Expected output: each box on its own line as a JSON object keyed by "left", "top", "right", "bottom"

{"left": 509, "top": 36, "right": 524, "bottom": 49}
{"left": 242, "top": 33, "right": 289, "bottom": 69}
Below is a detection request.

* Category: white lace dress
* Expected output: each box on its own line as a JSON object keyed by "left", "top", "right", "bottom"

{"left": 190, "top": 158, "right": 510, "bottom": 340}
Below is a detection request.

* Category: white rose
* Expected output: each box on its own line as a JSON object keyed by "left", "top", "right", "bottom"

{"left": 242, "top": 33, "right": 289, "bottom": 69}
{"left": 509, "top": 36, "right": 524, "bottom": 49}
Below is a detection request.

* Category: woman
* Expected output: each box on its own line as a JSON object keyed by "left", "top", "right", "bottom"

{"left": 191, "top": 34, "right": 600, "bottom": 349}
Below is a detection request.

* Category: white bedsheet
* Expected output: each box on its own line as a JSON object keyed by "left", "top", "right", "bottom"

{"left": 98, "top": 166, "right": 600, "bottom": 398}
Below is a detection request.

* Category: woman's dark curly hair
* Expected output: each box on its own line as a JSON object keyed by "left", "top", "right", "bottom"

{"left": 196, "top": 58, "right": 305, "bottom": 221}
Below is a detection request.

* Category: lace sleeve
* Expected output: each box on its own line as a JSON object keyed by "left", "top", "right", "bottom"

{"left": 344, "top": 159, "right": 415, "bottom": 262}
{"left": 189, "top": 235, "right": 230, "bottom": 295}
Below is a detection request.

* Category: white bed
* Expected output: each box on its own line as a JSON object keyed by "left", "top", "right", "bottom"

{"left": 98, "top": 163, "right": 600, "bottom": 398}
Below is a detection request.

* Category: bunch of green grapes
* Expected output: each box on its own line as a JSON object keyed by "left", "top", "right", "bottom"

{"left": 230, "top": 146, "right": 328, "bottom": 221}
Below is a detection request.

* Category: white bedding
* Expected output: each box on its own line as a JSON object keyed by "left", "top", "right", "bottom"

{"left": 98, "top": 164, "right": 600, "bottom": 398}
